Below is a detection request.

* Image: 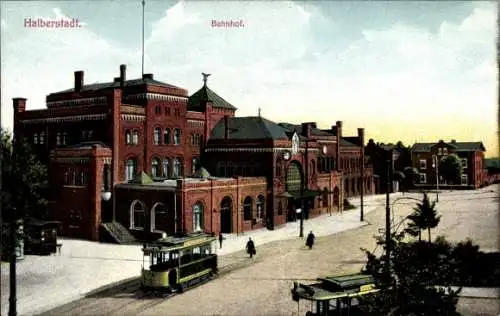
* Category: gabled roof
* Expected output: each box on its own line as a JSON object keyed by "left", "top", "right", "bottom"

{"left": 411, "top": 141, "right": 486, "bottom": 152}
{"left": 209, "top": 116, "right": 289, "bottom": 140}
{"left": 192, "top": 167, "right": 211, "bottom": 178}
{"left": 188, "top": 85, "right": 237, "bottom": 111}
{"left": 129, "top": 171, "right": 153, "bottom": 185}
{"left": 51, "top": 77, "right": 183, "bottom": 94}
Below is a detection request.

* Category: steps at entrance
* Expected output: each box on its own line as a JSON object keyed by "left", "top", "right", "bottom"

{"left": 100, "top": 221, "right": 137, "bottom": 244}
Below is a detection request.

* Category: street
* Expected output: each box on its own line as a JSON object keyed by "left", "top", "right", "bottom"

{"left": 40, "top": 186, "right": 499, "bottom": 316}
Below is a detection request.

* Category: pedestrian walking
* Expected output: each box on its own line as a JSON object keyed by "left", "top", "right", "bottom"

{"left": 218, "top": 232, "right": 225, "bottom": 249}
{"left": 305, "top": 231, "right": 315, "bottom": 250}
{"left": 246, "top": 237, "right": 256, "bottom": 258}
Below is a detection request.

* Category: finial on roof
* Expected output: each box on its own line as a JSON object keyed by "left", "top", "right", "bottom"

{"left": 202, "top": 72, "right": 211, "bottom": 86}
{"left": 258, "top": 107, "right": 261, "bottom": 117}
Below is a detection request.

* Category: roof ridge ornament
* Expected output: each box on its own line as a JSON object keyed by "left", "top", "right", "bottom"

{"left": 202, "top": 72, "right": 211, "bottom": 86}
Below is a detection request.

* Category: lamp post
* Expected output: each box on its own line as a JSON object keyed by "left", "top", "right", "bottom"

{"left": 432, "top": 155, "right": 439, "bottom": 202}
{"left": 296, "top": 208, "right": 304, "bottom": 237}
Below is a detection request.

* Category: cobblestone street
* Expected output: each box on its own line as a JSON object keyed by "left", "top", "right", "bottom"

{"left": 41, "top": 187, "right": 499, "bottom": 316}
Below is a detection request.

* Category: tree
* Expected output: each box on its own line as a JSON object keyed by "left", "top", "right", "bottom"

{"left": 403, "top": 166, "right": 419, "bottom": 190}
{"left": 1, "top": 129, "right": 47, "bottom": 223}
{"left": 405, "top": 193, "right": 441, "bottom": 242}
{"left": 439, "top": 154, "right": 462, "bottom": 184}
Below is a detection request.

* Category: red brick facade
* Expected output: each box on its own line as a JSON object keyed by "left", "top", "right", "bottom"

{"left": 12, "top": 64, "right": 375, "bottom": 241}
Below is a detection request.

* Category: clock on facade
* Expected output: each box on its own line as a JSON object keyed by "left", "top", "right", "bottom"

{"left": 322, "top": 145, "right": 327, "bottom": 154}
{"left": 283, "top": 151, "right": 291, "bottom": 161}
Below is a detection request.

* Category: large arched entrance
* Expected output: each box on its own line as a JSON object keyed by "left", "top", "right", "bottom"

{"left": 220, "top": 196, "right": 232, "bottom": 233}
{"left": 285, "top": 161, "right": 305, "bottom": 222}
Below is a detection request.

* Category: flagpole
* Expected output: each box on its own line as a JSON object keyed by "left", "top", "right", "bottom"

{"left": 141, "top": 0, "right": 145, "bottom": 77}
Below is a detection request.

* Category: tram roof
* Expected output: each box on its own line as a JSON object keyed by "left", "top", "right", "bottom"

{"left": 293, "top": 273, "right": 378, "bottom": 301}
{"left": 142, "top": 232, "right": 216, "bottom": 252}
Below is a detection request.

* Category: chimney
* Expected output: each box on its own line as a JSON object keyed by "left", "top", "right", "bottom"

{"left": 301, "top": 122, "right": 313, "bottom": 138}
{"left": 142, "top": 73, "right": 153, "bottom": 80}
{"left": 12, "top": 98, "right": 27, "bottom": 113}
{"left": 451, "top": 139, "right": 456, "bottom": 143}
{"left": 224, "top": 115, "right": 229, "bottom": 139}
{"left": 74, "top": 71, "right": 84, "bottom": 92}
{"left": 119, "top": 64, "right": 126, "bottom": 87}
{"left": 336, "top": 121, "right": 343, "bottom": 140}
{"left": 357, "top": 128, "right": 365, "bottom": 147}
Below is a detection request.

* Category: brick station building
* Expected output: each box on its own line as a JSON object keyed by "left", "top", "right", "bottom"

{"left": 12, "top": 65, "right": 375, "bottom": 241}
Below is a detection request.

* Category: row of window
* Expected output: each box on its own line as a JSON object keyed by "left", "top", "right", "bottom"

{"left": 419, "top": 173, "right": 468, "bottom": 185}
{"left": 154, "top": 106, "right": 181, "bottom": 116}
{"left": 419, "top": 158, "right": 468, "bottom": 170}
{"left": 125, "top": 156, "right": 200, "bottom": 181}
{"left": 33, "top": 131, "right": 92, "bottom": 146}
{"left": 153, "top": 128, "right": 181, "bottom": 145}
{"left": 216, "top": 162, "right": 258, "bottom": 177}
{"left": 63, "top": 168, "right": 89, "bottom": 186}
{"left": 242, "top": 195, "right": 266, "bottom": 221}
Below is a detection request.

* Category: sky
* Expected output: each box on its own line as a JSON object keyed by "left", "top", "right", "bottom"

{"left": 1, "top": 1, "right": 498, "bottom": 157}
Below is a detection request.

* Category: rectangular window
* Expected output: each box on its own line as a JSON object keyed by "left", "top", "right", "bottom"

{"left": 419, "top": 173, "right": 427, "bottom": 183}
{"left": 443, "top": 148, "right": 448, "bottom": 155}
{"left": 461, "top": 174, "right": 468, "bottom": 185}
{"left": 419, "top": 159, "right": 427, "bottom": 170}
{"left": 461, "top": 158, "right": 467, "bottom": 169}
{"left": 438, "top": 148, "right": 442, "bottom": 155}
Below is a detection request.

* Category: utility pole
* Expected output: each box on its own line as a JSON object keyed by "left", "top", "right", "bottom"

{"left": 432, "top": 155, "right": 439, "bottom": 202}
{"left": 385, "top": 159, "right": 391, "bottom": 282}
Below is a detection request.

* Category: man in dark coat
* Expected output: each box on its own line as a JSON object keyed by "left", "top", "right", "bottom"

{"left": 246, "top": 237, "right": 256, "bottom": 258}
{"left": 306, "top": 231, "right": 315, "bottom": 249}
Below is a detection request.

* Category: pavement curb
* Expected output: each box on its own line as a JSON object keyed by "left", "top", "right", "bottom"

{"left": 84, "top": 275, "right": 140, "bottom": 296}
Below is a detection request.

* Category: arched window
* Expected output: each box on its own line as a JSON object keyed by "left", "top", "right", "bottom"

{"left": 130, "top": 200, "right": 145, "bottom": 230}
{"left": 276, "top": 158, "right": 282, "bottom": 177}
{"left": 256, "top": 195, "right": 265, "bottom": 219}
{"left": 153, "top": 127, "right": 161, "bottom": 145}
{"left": 126, "top": 158, "right": 137, "bottom": 182}
{"left": 39, "top": 131, "right": 45, "bottom": 144}
{"left": 192, "top": 157, "right": 199, "bottom": 174}
{"left": 163, "top": 159, "right": 170, "bottom": 177}
{"left": 56, "top": 132, "right": 62, "bottom": 145}
{"left": 243, "top": 196, "right": 253, "bottom": 221}
{"left": 125, "top": 130, "right": 132, "bottom": 145}
{"left": 151, "top": 158, "right": 161, "bottom": 178}
{"left": 132, "top": 130, "right": 139, "bottom": 145}
{"left": 174, "top": 129, "right": 181, "bottom": 145}
{"left": 311, "top": 160, "right": 316, "bottom": 175}
{"left": 173, "top": 158, "right": 181, "bottom": 177}
{"left": 151, "top": 202, "right": 167, "bottom": 232}
{"left": 164, "top": 128, "right": 170, "bottom": 145}
{"left": 192, "top": 202, "right": 204, "bottom": 232}
{"left": 277, "top": 201, "right": 283, "bottom": 215}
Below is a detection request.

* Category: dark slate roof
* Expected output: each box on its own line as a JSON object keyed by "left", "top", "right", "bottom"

{"left": 209, "top": 116, "right": 289, "bottom": 140}
{"left": 411, "top": 141, "right": 485, "bottom": 152}
{"left": 188, "top": 85, "right": 237, "bottom": 110}
{"left": 344, "top": 136, "right": 361, "bottom": 146}
{"left": 278, "top": 123, "right": 332, "bottom": 137}
{"left": 52, "top": 77, "right": 183, "bottom": 94}
{"left": 340, "top": 138, "right": 357, "bottom": 147}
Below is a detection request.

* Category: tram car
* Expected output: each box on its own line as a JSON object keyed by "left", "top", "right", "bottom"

{"left": 141, "top": 232, "right": 218, "bottom": 292}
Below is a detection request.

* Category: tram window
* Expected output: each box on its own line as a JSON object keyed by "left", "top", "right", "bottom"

{"left": 193, "top": 247, "right": 200, "bottom": 254}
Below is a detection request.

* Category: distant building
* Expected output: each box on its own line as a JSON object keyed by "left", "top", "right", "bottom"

{"left": 12, "top": 65, "right": 375, "bottom": 241}
{"left": 410, "top": 140, "right": 486, "bottom": 188}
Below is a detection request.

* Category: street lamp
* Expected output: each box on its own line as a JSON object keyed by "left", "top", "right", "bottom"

{"left": 432, "top": 155, "right": 439, "bottom": 202}
{"left": 296, "top": 208, "right": 304, "bottom": 237}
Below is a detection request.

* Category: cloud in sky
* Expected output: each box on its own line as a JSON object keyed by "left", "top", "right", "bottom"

{"left": 1, "top": 1, "right": 497, "bottom": 155}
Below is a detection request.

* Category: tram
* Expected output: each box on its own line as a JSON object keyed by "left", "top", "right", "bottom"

{"left": 291, "top": 273, "right": 379, "bottom": 316}
{"left": 141, "top": 232, "right": 218, "bottom": 293}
